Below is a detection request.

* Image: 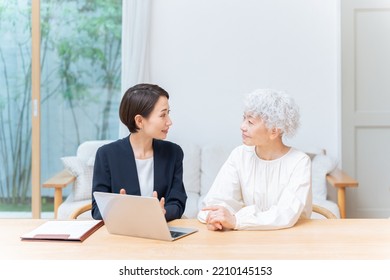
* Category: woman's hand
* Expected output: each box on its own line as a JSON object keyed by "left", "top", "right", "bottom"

{"left": 153, "top": 191, "right": 166, "bottom": 215}
{"left": 120, "top": 189, "right": 166, "bottom": 215}
{"left": 202, "top": 205, "right": 236, "bottom": 231}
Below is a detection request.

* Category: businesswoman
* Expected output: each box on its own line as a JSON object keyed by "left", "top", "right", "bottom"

{"left": 92, "top": 83, "right": 187, "bottom": 221}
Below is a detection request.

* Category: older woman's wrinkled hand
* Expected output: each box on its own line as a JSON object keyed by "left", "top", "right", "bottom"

{"left": 202, "top": 205, "right": 236, "bottom": 231}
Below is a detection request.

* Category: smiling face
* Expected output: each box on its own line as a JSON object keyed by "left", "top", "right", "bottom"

{"left": 240, "top": 113, "right": 276, "bottom": 146}
{"left": 136, "top": 96, "right": 172, "bottom": 140}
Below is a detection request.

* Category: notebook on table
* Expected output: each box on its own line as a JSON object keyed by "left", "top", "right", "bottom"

{"left": 20, "top": 220, "right": 103, "bottom": 242}
{"left": 93, "top": 191, "right": 198, "bottom": 241}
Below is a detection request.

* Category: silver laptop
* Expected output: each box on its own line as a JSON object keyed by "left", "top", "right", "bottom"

{"left": 93, "top": 191, "right": 198, "bottom": 241}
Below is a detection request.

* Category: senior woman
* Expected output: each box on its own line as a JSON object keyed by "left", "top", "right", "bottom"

{"left": 198, "top": 89, "right": 312, "bottom": 231}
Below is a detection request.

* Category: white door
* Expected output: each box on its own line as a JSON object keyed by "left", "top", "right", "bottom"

{"left": 342, "top": 0, "right": 390, "bottom": 217}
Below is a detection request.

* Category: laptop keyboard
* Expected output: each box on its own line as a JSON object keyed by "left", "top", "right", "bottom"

{"left": 170, "top": 230, "right": 186, "bottom": 238}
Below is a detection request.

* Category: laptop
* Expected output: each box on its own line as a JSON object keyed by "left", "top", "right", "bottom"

{"left": 93, "top": 191, "right": 198, "bottom": 241}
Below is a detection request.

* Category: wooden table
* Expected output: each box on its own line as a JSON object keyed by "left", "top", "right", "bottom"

{"left": 1, "top": 218, "right": 389, "bottom": 260}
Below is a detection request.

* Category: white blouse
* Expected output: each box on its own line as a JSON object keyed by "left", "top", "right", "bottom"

{"left": 135, "top": 157, "right": 154, "bottom": 197}
{"left": 197, "top": 145, "right": 312, "bottom": 230}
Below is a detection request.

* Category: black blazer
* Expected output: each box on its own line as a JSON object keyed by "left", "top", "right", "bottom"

{"left": 91, "top": 136, "right": 187, "bottom": 221}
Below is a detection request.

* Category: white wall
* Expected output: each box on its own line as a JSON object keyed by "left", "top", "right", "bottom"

{"left": 148, "top": 0, "right": 341, "bottom": 160}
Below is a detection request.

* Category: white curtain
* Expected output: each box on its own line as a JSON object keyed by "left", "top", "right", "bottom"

{"left": 119, "top": 0, "right": 151, "bottom": 138}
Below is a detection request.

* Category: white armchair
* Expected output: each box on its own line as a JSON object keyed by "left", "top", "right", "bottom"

{"left": 43, "top": 140, "right": 112, "bottom": 219}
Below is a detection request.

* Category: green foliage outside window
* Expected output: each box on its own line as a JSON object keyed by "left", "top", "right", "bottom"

{"left": 0, "top": 0, "right": 122, "bottom": 206}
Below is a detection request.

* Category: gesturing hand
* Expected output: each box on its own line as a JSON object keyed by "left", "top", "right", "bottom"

{"left": 153, "top": 191, "right": 166, "bottom": 215}
{"left": 120, "top": 189, "right": 166, "bottom": 215}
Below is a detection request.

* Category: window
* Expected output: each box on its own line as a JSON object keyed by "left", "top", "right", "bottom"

{"left": 0, "top": 0, "right": 122, "bottom": 217}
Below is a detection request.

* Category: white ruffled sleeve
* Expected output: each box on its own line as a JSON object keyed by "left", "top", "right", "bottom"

{"left": 197, "top": 148, "right": 244, "bottom": 224}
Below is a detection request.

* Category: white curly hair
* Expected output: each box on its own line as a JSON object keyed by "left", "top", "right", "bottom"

{"left": 243, "top": 89, "right": 300, "bottom": 138}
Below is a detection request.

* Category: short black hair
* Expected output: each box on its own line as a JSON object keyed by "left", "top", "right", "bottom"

{"left": 119, "top": 83, "right": 169, "bottom": 133}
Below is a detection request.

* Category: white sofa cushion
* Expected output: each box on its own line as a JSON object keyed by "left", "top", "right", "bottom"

{"left": 59, "top": 140, "right": 113, "bottom": 203}
{"left": 199, "top": 145, "right": 232, "bottom": 212}
{"left": 77, "top": 140, "right": 113, "bottom": 162}
{"left": 312, "top": 198, "right": 340, "bottom": 219}
{"left": 57, "top": 194, "right": 91, "bottom": 220}
{"left": 311, "top": 154, "right": 337, "bottom": 201}
{"left": 181, "top": 143, "right": 202, "bottom": 218}
{"left": 182, "top": 192, "right": 199, "bottom": 219}
{"left": 181, "top": 143, "right": 201, "bottom": 194}
{"left": 61, "top": 156, "right": 93, "bottom": 202}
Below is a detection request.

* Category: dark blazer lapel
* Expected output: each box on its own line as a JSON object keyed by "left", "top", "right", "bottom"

{"left": 152, "top": 140, "right": 166, "bottom": 197}
{"left": 124, "top": 136, "right": 141, "bottom": 195}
